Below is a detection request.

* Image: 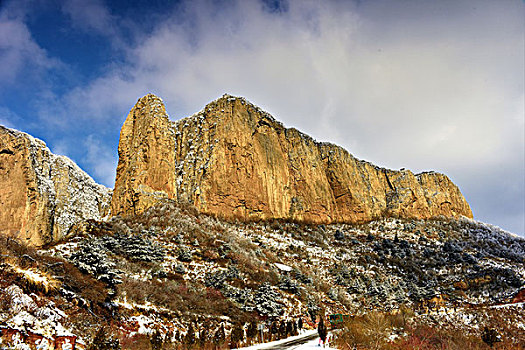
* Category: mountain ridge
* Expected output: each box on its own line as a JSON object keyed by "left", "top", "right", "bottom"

{"left": 112, "top": 93, "right": 472, "bottom": 224}
{"left": 0, "top": 125, "right": 111, "bottom": 246}
{"left": 0, "top": 97, "right": 524, "bottom": 349}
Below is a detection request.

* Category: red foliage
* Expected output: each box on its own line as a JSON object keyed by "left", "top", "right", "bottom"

{"left": 511, "top": 288, "right": 525, "bottom": 303}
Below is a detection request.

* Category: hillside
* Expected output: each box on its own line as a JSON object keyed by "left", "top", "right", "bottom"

{"left": 0, "top": 198, "right": 523, "bottom": 348}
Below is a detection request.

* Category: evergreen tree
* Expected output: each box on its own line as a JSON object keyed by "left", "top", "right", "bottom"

{"left": 246, "top": 321, "right": 258, "bottom": 345}
{"left": 184, "top": 323, "right": 196, "bottom": 348}
{"left": 482, "top": 327, "right": 501, "bottom": 347}
{"left": 89, "top": 327, "right": 120, "bottom": 350}
{"left": 270, "top": 321, "right": 279, "bottom": 341}
{"left": 279, "top": 321, "right": 287, "bottom": 339}
{"left": 213, "top": 324, "right": 225, "bottom": 349}
{"left": 199, "top": 327, "right": 208, "bottom": 348}
{"left": 286, "top": 320, "right": 293, "bottom": 337}
{"left": 230, "top": 323, "right": 244, "bottom": 348}
{"left": 165, "top": 329, "right": 173, "bottom": 344}
{"left": 150, "top": 329, "right": 163, "bottom": 350}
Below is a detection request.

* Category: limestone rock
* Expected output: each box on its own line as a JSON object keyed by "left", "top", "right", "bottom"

{"left": 111, "top": 94, "right": 473, "bottom": 223}
{"left": 112, "top": 94, "right": 176, "bottom": 216}
{"left": 0, "top": 126, "right": 111, "bottom": 246}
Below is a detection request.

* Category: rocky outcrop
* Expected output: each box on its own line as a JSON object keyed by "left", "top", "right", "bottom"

{"left": 112, "top": 94, "right": 473, "bottom": 223}
{"left": 111, "top": 94, "right": 176, "bottom": 216}
{"left": 0, "top": 126, "right": 111, "bottom": 246}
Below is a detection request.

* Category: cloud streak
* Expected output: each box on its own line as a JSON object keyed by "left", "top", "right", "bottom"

{"left": 61, "top": 0, "right": 116, "bottom": 36}
{"left": 0, "top": 7, "right": 61, "bottom": 86}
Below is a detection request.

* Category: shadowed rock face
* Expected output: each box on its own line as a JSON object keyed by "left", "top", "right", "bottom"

{"left": 112, "top": 93, "right": 473, "bottom": 223}
{"left": 0, "top": 126, "right": 111, "bottom": 246}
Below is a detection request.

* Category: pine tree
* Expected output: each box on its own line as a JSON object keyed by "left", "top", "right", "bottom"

{"left": 150, "top": 329, "right": 163, "bottom": 350}
{"left": 279, "top": 321, "right": 286, "bottom": 339}
{"left": 270, "top": 321, "right": 279, "bottom": 341}
{"left": 286, "top": 320, "right": 293, "bottom": 337}
{"left": 246, "top": 321, "right": 258, "bottom": 345}
{"left": 199, "top": 327, "right": 208, "bottom": 348}
{"left": 213, "top": 324, "right": 225, "bottom": 349}
{"left": 184, "top": 323, "right": 196, "bottom": 348}
{"left": 165, "top": 329, "right": 173, "bottom": 344}
{"left": 230, "top": 323, "right": 244, "bottom": 348}
{"left": 482, "top": 327, "right": 501, "bottom": 348}
{"left": 89, "top": 327, "right": 120, "bottom": 350}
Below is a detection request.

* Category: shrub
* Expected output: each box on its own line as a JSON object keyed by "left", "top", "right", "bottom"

{"left": 213, "top": 324, "right": 226, "bottom": 348}
{"left": 177, "top": 247, "right": 193, "bottom": 262}
{"left": 70, "top": 240, "right": 122, "bottom": 286}
{"left": 184, "top": 323, "right": 196, "bottom": 348}
{"left": 89, "top": 327, "right": 120, "bottom": 350}
{"left": 254, "top": 282, "right": 283, "bottom": 316}
{"left": 99, "top": 233, "right": 165, "bottom": 262}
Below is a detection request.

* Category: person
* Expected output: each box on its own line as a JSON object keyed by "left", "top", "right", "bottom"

{"left": 317, "top": 316, "right": 327, "bottom": 347}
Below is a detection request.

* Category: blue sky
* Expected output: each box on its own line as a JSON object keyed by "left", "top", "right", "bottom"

{"left": 0, "top": 0, "right": 523, "bottom": 235}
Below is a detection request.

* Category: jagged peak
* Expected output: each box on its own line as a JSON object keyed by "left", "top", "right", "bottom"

{"left": 0, "top": 124, "right": 47, "bottom": 150}
{"left": 137, "top": 93, "right": 164, "bottom": 104}
{"left": 176, "top": 93, "right": 284, "bottom": 133}
{"left": 129, "top": 93, "right": 168, "bottom": 121}
{"left": 0, "top": 125, "right": 110, "bottom": 193}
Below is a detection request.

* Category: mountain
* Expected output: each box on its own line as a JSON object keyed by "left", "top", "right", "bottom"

{"left": 112, "top": 94, "right": 472, "bottom": 224}
{"left": 0, "top": 126, "right": 111, "bottom": 246}
{"left": 0, "top": 95, "right": 522, "bottom": 349}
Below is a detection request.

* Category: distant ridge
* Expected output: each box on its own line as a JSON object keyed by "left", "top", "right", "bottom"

{"left": 0, "top": 125, "right": 111, "bottom": 246}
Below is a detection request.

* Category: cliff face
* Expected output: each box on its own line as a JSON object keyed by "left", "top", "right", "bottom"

{"left": 111, "top": 94, "right": 176, "bottom": 216}
{"left": 112, "top": 94, "right": 473, "bottom": 223}
{"left": 0, "top": 126, "right": 111, "bottom": 246}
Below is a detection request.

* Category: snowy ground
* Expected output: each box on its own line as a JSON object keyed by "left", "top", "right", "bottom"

{"left": 236, "top": 330, "right": 337, "bottom": 349}
{"left": 294, "top": 338, "right": 338, "bottom": 350}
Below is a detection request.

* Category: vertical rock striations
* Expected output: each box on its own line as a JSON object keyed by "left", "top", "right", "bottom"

{"left": 112, "top": 94, "right": 176, "bottom": 216}
{"left": 112, "top": 94, "right": 473, "bottom": 223}
{"left": 0, "top": 126, "right": 111, "bottom": 246}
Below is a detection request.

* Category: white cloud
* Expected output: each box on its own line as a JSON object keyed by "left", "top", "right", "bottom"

{"left": 0, "top": 107, "right": 19, "bottom": 129}
{"left": 32, "top": 0, "right": 524, "bottom": 234}
{"left": 83, "top": 135, "right": 117, "bottom": 187}
{"left": 61, "top": 0, "right": 117, "bottom": 37}
{"left": 0, "top": 10, "right": 60, "bottom": 85}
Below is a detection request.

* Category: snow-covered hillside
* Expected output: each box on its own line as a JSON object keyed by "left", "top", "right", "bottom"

{"left": 0, "top": 199, "right": 523, "bottom": 348}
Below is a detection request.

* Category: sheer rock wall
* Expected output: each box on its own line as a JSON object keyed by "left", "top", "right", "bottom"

{"left": 112, "top": 94, "right": 473, "bottom": 224}
{"left": 0, "top": 126, "right": 111, "bottom": 246}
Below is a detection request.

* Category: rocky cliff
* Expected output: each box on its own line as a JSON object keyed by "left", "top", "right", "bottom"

{"left": 0, "top": 126, "right": 111, "bottom": 246}
{"left": 112, "top": 94, "right": 473, "bottom": 223}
